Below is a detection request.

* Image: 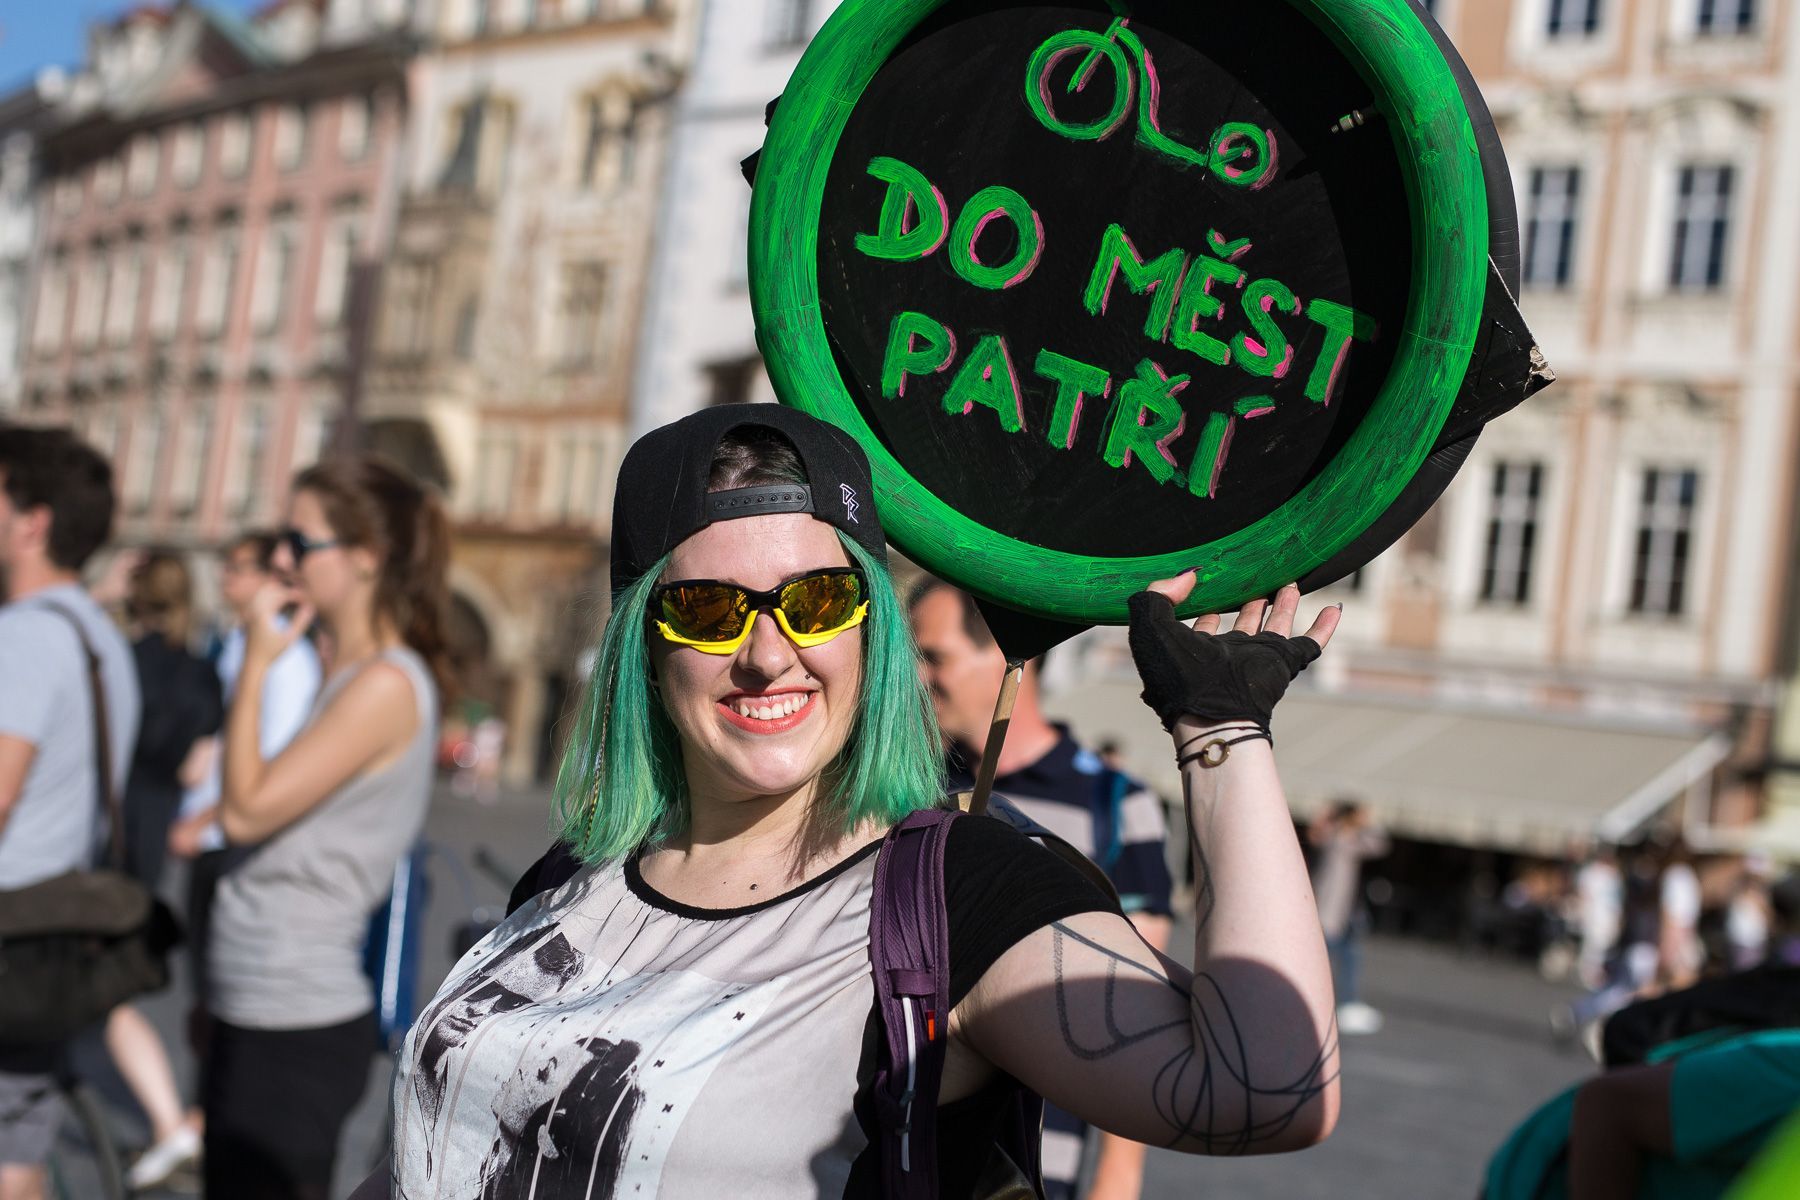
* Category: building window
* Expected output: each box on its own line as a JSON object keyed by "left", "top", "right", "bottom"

{"left": 1695, "top": 0, "right": 1756, "bottom": 34}
{"left": 171, "top": 124, "right": 204, "bottom": 187}
{"left": 93, "top": 156, "right": 123, "bottom": 205}
{"left": 150, "top": 238, "right": 190, "bottom": 340}
{"left": 1628, "top": 468, "right": 1699, "bottom": 617}
{"left": 764, "top": 0, "right": 811, "bottom": 48}
{"left": 555, "top": 260, "right": 606, "bottom": 368}
{"left": 704, "top": 356, "right": 762, "bottom": 408}
{"left": 196, "top": 224, "right": 240, "bottom": 337}
{"left": 33, "top": 257, "right": 68, "bottom": 354}
{"left": 578, "top": 94, "right": 640, "bottom": 191}
{"left": 231, "top": 404, "right": 269, "bottom": 517}
{"left": 475, "top": 429, "right": 517, "bottom": 517}
{"left": 273, "top": 105, "right": 308, "bottom": 172}
{"left": 339, "top": 93, "right": 373, "bottom": 161}
{"left": 219, "top": 113, "right": 252, "bottom": 179}
{"left": 172, "top": 406, "right": 212, "bottom": 517}
{"left": 103, "top": 241, "right": 143, "bottom": 346}
{"left": 1479, "top": 460, "right": 1543, "bottom": 606}
{"left": 73, "top": 251, "right": 108, "bottom": 349}
{"left": 126, "top": 135, "right": 159, "bottom": 196}
{"left": 382, "top": 259, "right": 436, "bottom": 357}
{"left": 1669, "top": 164, "right": 1734, "bottom": 291}
{"left": 314, "top": 208, "right": 361, "bottom": 325}
{"left": 438, "top": 95, "right": 513, "bottom": 194}
{"left": 472, "top": 0, "right": 492, "bottom": 35}
{"left": 251, "top": 223, "right": 296, "bottom": 332}
{"left": 452, "top": 296, "right": 479, "bottom": 360}
{"left": 1545, "top": 0, "right": 1602, "bottom": 37}
{"left": 126, "top": 409, "right": 165, "bottom": 514}
{"left": 54, "top": 175, "right": 83, "bottom": 216}
{"left": 1522, "top": 167, "right": 1580, "bottom": 290}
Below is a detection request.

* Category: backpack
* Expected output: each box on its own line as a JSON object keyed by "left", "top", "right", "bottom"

{"left": 871, "top": 799, "right": 1119, "bottom": 1200}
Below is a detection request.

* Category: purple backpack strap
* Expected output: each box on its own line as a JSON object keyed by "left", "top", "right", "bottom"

{"left": 871, "top": 806, "right": 958, "bottom": 1200}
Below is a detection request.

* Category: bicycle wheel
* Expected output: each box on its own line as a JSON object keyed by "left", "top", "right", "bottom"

{"left": 47, "top": 1080, "right": 129, "bottom": 1200}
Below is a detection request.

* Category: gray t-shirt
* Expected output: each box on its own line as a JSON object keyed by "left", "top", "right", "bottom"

{"left": 208, "top": 645, "right": 437, "bottom": 1029}
{"left": 0, "top": 583, "right": 140, "bottom": 890}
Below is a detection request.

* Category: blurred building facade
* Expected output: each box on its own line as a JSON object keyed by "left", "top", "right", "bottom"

{"left": 1265, "top": 0, "right": 1800, "bottom": 855}
{"left": 16, "top": 0, "right": 413, "bottom": 550}
{"left": 0, "top": 72, "right": 65, "bottom": 415}
{"left": 630, "top": 0, "right": 837, "bottom": 435}
{"left": 364, "top": 0, "right": 694, "bottom": 780}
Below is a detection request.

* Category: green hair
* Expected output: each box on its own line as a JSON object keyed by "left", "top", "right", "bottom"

{"left": 550, "top": 533, "right": 946, "bottom": 863}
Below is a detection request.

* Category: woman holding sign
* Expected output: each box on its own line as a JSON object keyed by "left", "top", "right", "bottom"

{"left": 355, "top": 405, "right": 1341, "bottom": 1199}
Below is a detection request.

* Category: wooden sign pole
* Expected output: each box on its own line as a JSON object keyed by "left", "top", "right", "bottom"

{"left": 966, "top": 658, "right": 1026, "bottom": 816}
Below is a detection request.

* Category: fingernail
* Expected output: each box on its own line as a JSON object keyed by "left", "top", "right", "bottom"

{"left": 1333, "top": 603, "right": 1344, "bottom": 611}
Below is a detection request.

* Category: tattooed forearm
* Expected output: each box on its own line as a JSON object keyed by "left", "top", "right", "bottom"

{"left": 1050, "top": 922, "right": 1338, "bottom": 1154}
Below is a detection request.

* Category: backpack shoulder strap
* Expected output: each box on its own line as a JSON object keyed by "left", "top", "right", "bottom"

{"left": 33, "top": 598, "right": 123, "bottom": 871}
{"left": 871, "top": 805, "right": 957, "bottom": 1200}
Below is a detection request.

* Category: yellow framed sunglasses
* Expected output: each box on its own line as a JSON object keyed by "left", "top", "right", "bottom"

{"left": 651, "top": 568, "right": 869, "bottom": 655}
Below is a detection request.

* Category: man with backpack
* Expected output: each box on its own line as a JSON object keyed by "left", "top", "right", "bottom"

{"left": 0, "top": 426, "right": 140, "bottom": 1200}
{"left": 910, "top": 579, "right": 1174, "bottom": 1200}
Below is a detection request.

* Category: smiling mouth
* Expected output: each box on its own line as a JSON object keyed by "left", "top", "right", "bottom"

{"left": 718, "top": 691, "right": 817, "bottom": 733}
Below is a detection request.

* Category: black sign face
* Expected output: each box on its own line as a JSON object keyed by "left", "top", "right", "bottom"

{"left": 814, "top": 0, "right": 1413, "bottom": 558}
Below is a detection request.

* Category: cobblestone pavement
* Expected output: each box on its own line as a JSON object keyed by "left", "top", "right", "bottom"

{"left": 87, "top": 784, "right": 1593, "bottom": 1199}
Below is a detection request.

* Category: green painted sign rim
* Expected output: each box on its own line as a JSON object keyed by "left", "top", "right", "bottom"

{"left": 750, "top": 0, "right": 1490, "bottom": 622}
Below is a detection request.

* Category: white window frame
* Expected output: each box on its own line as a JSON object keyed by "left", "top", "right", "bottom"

{"left": 103, "top": 241, "right": 143, "bottom": 346}
{"left": 171, "top": 123, "right": 204, "bottom": 188}
{"left": 32, "top": 257, "right": 68, "bottom": 354}
{"left": 1666, "top": 163, "right": 1735, "bottom": 293}
{"left": 195, "top": 224, "right": 240, "bottom": 338}
{"left": 1477, "top": 460, "right": 1546, "bottom": 607}
{"left": 338, "top": 93, "right": 373, "bottom": 161}
{"left": 126, "top": 135, "right": 159, "bottom": 196}
{"left": 150, "top": 236, "right": 191, "bottom": 340}
{"left": 171, "top": 405, "right": 213, "bottom": 516}
{"left": 1624, "top": 467, "right": 1702, "bottom": 619}
{"left": 218, "top": 113, "right": 252, "bottom": 179}
{"left": 251, "top": 222, "right": 297, "bottom": 333}
{"left": 1521, "top": 166, "right": 1582, "bottom": 291}
{"left": 763, "top": 0, "right": 813, "bottom": 50}
{"left": 273, "top": 104, "right": 308, "bottom": 172}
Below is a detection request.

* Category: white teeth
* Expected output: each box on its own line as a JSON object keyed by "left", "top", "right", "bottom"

{"left": 729, "top": 694, "right": 810, "bottom": 721}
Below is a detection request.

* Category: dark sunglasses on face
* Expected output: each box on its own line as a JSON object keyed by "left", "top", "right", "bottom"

{"left": 650, "top": 568, "right": 869, "bottom": 655}
{"left": 281, "top": 527, "right": 341, "bottom": 563}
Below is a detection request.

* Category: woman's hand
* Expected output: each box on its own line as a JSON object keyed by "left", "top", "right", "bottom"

{"left": 1128, "top": 575, "right": 1340, "bottom": 733}
{"left": 243, "top": 579, "right": 313, "bottom": 671}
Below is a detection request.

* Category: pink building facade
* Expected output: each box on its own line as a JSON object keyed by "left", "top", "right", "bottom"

{"left": 22, "top": 3, "right": 411, "bottom": 548}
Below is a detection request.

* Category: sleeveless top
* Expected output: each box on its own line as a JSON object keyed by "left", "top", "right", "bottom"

{"left": 390, "top": 818, "right": 1111, "bottom": 1199}
{"left": 209, "top": 645, "right": 438, "bottom": 1029}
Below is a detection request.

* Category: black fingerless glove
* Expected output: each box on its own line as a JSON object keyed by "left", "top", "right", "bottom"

{"left": 1126, "top": 591, "right": 1321, "bottom": 732}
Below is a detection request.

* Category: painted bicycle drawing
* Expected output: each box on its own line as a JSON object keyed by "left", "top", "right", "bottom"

{"left": 1025, "top": 16, "right": 1280, "bottom": 190}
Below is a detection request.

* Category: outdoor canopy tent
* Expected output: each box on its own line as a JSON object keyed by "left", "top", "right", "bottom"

{"left": 1044, "top": 682, "right": 1730, "bottom": 857}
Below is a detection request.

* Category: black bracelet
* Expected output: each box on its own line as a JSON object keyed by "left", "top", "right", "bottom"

{"left": 1177, "top": 729, "right": 1272, "bottom": 770}
{"left": 1175, "top": 723, "right": 1267, "bottom": 756}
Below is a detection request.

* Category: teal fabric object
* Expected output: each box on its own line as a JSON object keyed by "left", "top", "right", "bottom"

{"left": 1484, "top": 1030, "right": 1800, "bottom": 1199}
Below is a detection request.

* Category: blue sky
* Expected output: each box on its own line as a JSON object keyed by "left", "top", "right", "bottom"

{"left": 0, "top": 1, "right": 266, "bottom": 96}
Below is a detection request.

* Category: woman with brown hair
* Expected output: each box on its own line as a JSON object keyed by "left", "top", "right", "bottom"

{"left": 107, "top": 548, "right": 224, "bottom": 1190}
{"left": 206, "top": 456, "right": 450, "bottom": 1200}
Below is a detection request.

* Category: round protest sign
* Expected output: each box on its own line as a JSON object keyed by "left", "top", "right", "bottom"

{"left": 751, "top": 0, "right": 1491, "bottom": 623}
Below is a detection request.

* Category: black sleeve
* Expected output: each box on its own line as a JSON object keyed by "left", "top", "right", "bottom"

{"left": 944, "top": 815, "right": 1117, "bottom": 1008}
{"left": 506, "top": 842, "right": 585, "bottom": 916}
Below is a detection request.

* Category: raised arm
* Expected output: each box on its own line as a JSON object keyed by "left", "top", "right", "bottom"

{"left": 219, "top": 583, "right": 417, "bottom": 843}
{"left": 954, "top": 578, "right": 1340, "bottom": 1155}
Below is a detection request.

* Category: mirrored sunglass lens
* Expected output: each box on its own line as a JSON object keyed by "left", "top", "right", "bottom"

{"left": 780, "top": 574, "right": 861, "bottom": 634}
{"left": 663, "top": 586, "right": 746, "bottom": 641}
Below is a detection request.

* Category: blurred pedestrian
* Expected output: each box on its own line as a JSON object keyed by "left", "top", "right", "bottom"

{"left": 166, "top": 531, "right": 322, "bottom": 988}
{"left": 1576, "top": 843, "right": 1624, "bottom": 990}
{"left": 1660, "top": 840, "right": 1704, "bottom": 991}
{"left": 910, "top": 579, "right": 1174, "bottom": 1200}
{"left": 205, "top": 457, "right": 448, "bottom": 1200}
{"left": 1309, "top": 799, "right": 1390, "bottom": 1035}
{"left": 0, "top": 427, "right": 140, "bottom": 1200}
{"left": 1726, "top": 858, "right": 1774, "bottom": 973}
{"left": 106, "top": 549, "right": 223, "bottom": 1191}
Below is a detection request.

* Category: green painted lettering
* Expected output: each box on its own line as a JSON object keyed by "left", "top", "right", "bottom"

{"left": 1034, "top": 349, "right": 1111, "bottom": 450}
{"left": 1302, "top": 298, "right": 1379, "bottom": 407}
{"left": 1231, "top": 278, "right": 1301, "bottom": 380}
{"left": 1187, "top": 411, "right": 1234, "bottom": 499}
{"left": 943, "top": 333, "right": 1026, "bottom": 433}
{"left": 1083, "top": 223, "right": 1187, "bottom": 343}
{"left": 1171, "top": 255, "right": 1245, "bottom": 367}
{"left": 880, "top": 310, "right": 956, "bottom": 400}
{"left": 1102, "top": 359, "right": 1190, "bottom": 486}
{"left": 854, "top": 157, "right": 949, "bottom": 262}
{"left": 949, "top": 185, "right": 1045, "bottom": 291}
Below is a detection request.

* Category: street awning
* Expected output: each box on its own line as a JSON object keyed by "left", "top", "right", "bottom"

{"left": 1042, "top": 682, "right": 1731, "bottom": 856}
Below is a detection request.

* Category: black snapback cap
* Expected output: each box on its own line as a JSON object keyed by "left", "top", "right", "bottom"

{"left": 610, "top": 404, "right": 887, "bottom": 595}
